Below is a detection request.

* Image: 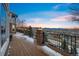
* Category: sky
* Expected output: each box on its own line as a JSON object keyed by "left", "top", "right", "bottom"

{"left": 9, "top": 3, "right": 79, "bottom": 28}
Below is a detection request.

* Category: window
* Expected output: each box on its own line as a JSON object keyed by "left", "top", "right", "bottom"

{"left": 0, "top": 4, "right": 1, "bottom": 47}
{"left": 0, "top": 3, "right": 7, "bottom": 46}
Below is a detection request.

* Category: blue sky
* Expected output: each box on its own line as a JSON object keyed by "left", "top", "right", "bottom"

{"left": 10, "top": 3, "right": 70, "bottom": 14}
{"left": 9, "top": 3, "right": 79, "bottom": 28}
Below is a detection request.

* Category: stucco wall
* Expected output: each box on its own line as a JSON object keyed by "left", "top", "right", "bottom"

{"left": 0, "top": 38, "right": 9, "bottom": 56}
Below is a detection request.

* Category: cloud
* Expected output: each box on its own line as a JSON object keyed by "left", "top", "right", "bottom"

{"left": 50, "top": 15, "right": 73, "bottom": 21}
{"left": 24, "top": 23, "right": 79, "bottom": 28}
{"left": 23, "top": 15, "right": 72, "bottom": 24}
{"left": 53, "top": 3, "right": 71, "bottom": 10}
{"left": 22, "top": 14, "right": 79, "bottom": 28}
{"left": 53, "top": 4, "right": 61, "bottom": 10}
{"left": 18, "top": 11, "right": 79, "bottom": 28}
{"left": 18, "top": 11, "right": 68, "bottom": 20}
{"left": 27, "top": 18, "right": 46, "bottom": 24}
{"left": 24, "top": 23, "right": 65, "bottom": 28}
{"left": 70, "top": 16, "right": 79, "bottom": 22}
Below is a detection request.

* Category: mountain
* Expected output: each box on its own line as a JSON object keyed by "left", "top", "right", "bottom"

{"left": 43, "top": 28, "right": 64, "bottom": 30}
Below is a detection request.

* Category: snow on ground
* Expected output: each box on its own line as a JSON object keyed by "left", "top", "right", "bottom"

{"left": 76, "top": 48, "right": 79, "bottom": 56}
{"left": 48, "top": 39, "right": 60, "bottom": 46}
{"left": 14, "top": 32, "right": 34, "bottom": 43}
{"left": 14, "top": 32, "right": 24, "bottom": 36}
{"left": 14, "top": 32, "right": 62, "bottom": 56}
{"left": 37, "top": 45, "right": 62, "bottom": 56}
{"left": 21, "top": 35, "right": 34, "bottom": 43}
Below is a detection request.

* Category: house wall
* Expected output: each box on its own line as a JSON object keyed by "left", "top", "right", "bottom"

{"left": 0, "top": 3, "right": 10, "bottom": 56}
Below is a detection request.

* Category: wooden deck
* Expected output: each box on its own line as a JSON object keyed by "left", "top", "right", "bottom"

{"left": 7, "top": 36, "right": 47, "bottom": 56}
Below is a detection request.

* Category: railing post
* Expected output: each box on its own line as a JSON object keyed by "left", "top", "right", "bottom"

{"left": 71, "top": 35, "right": 73, "bottom": 54}
{"left": 74, "top": 36, "right": 77, "bottom": 56}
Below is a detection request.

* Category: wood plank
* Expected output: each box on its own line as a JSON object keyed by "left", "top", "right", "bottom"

{"left": 7, "top": 36, "right": 47, "bottom": 56}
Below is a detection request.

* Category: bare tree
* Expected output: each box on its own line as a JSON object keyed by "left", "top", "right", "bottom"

{"left": 21, "top": 19, "right": 26, "bottom": 27}
{"left": 16, "top": 18, "right": 26, "bottom": 27}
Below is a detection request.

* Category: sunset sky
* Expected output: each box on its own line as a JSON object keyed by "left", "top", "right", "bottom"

{"left": 9, "top": 3, "right": 79, "bottom": 28}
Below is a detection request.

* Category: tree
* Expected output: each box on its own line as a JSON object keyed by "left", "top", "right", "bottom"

{"left": 28, "top": 26, "right": 33, "bottom": 37}
{"left": 69, "top": 3, "right": 79, "bottom": 22}
{"left": 61, "top": 38, "right": 68, "bottom": 51}
{"left": 24, "top": 29, "right": 28, "bottom": 35}
{"left": 71, "top": 45, "right": 77, "bottom": 55}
